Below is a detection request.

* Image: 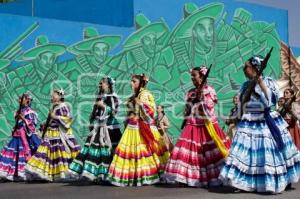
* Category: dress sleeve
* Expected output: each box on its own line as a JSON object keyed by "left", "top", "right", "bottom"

{"left": 23, "top": 111, "right": 38, "bottom": 134}
{"left": 162, "top": 115, "right": 170, "bottom": 129}
{"left": 254, "top": 77, "right": 279, "bottom": 107}
{"left": 203, "top": 86, "right": 217, "bottom": 110}
{"left": 139, "top": 90, "right": 156, "bottom": 123}
{"left": 56, "top": 104, "right": 72, "bottom": 129}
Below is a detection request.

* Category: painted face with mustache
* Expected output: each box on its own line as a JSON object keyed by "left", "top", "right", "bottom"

{"left": 92, "top": 42, "right": 109, "bottom": 65}
{"left": 193, "top": 18, "right": 214, "bottom": 52}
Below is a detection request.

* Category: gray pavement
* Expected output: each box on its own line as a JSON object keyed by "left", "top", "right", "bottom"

{"left": 0, "top": 181, "right": 299, "bottom": 199}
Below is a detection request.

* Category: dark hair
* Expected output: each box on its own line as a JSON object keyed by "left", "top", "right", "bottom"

{"left": 20, "top": 92, "right": 33, "bottom": 107}
{"left": 244, "top": 55, "right": 264, "bottom": 73}
{"left": 132, "top": 74, "right": 148, "bottom": 97}
{"left": 191, "top": 66, "right": 206, "bottom": 77}
{"left": 157, "top": 105, "right": 165, "bottom": 115}
{"left": 284, "top": 88, "right": 294, "bottom": 96}
{"left": 99, "top": 77, "right": 114, "bottom": 95}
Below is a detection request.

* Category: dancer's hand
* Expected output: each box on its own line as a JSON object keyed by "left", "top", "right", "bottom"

{"left": 50, "top": 112, "right": 58, "bottom": 119}
{"left": 134, "top": 98, "right": 141, "bottom": 105}
{"left": 96, "top": 100, "right": 105, "bottom": 108}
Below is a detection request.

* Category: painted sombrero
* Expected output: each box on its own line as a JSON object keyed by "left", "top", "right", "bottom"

{"left": 0, "top": 59, "right": 10, "bottom": 71}
{"left": 172, "top": 2, "right": 224, "bottom": 39}
{"left": 67, "top": 27, "right": 121, "bottom": 55}
{"left": 20, "top": 35, "right": 66, "bottom": 61}
{"left": 123, "top": 14, "right": 169, "bottom": 49}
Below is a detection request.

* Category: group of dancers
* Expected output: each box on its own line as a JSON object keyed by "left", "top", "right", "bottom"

{"left": 1, "top": 54, "right": 300, "bottom": 194}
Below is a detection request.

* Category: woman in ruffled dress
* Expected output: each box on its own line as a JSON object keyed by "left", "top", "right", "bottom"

{"left": 0, "top": 92, "right": 41, "bottom": 181}
{"left": 25, "top": 89, "right": 80, "bottom": 182}
{"left": 219, "top": 55, "right": 300, "bottom": 193}
{"left": 107, "top": 74, "right": 170, "bottom": 186}
{"left": 69, "top": 76, "right": 122, "bottom": 182}
{"left": 163, "top": 66, "right": 231, "bottom": 187}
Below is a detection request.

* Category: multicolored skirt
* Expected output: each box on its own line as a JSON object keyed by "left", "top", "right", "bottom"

{"left": 219, "top": 112, "right": 300, "bottom": 193}
{"left": 69, "top": 128, "right": 121, "bottom": 181}
{"left": 25, "top": 129, "right": 80, "bottom": 182}
{"left": 0, "top": 134, "right": 41, "bottom": 181}
{"left": 163, "top": 121, "right": 231, "bottom": 187}
{"left": 107, "top": 121, "right": 170, "bottom": 186}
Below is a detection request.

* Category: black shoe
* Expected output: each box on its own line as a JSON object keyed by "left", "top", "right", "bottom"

{"left": 285, "top": 183, "right": 294, "bottom": 191}
{"left": 178, "top": 182, "right": 187, "bottom": 187}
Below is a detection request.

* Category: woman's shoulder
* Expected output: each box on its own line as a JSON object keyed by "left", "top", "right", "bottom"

{"left": 203, "top": 84, "right": 216, "bottom": 93}
{"left": 24, "top": 107, "right": 36, "bottom": 115}
{"left": 57, "top": 102, "right": 70, "bottom": 110}
{"left": 104, "top": 92, "right": 119, "bottom": 98}
{"left": 139, "top": 88, "right": 153, "bottom": 97}
{"left": 186, "top": 88, "right": 196, "bottom": 98}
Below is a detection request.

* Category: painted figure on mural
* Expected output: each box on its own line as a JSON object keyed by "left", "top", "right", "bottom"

{"left": 63, "top": 27, "right": 122, "bottom": 141}
{"left": 0, "top": 23, "right": 40, "bottom": 137}
{"left": 16, "top": 35, "right": 66, "bottom": 86}
{"left": 67, "top": 27, "right": 121, "bottom": 75}
{"left": 169, "top": 3, "right": 222, "bottom": 73}
{"left": 164, "top": 3, "right": 226, "bottom": 124}
{"left": 12, "top": 35, "right": 69, "bottom": 106}
{"left": 109, "top": 14, "right": 173, "bottom": 91}
{"left": 218, "top": 7, "right": 282, "bottom": 89}
{"left": 0, "top": 61, "right": 35, "bottom": 139}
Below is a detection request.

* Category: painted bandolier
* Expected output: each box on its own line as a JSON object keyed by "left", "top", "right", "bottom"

{"left": 163, "top": 66, "right": 231, "bottom": 187}
{"left": 25, "top": 90, "right": 80, "bottom": 182}
{"left": 107, "top": 74, "right": 170, "bottom": 186}
{"left": 219, "top": 55, "right": 300, "bottom": 193}
{"left": 0, "top": 92, "right": 41, "bottom": 181}
{"left": 69, "top": 77, "right": 122, "bottom": 181}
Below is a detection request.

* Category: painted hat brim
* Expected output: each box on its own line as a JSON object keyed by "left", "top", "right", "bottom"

{"left": 67, "top": 36, "right": 121, "bottom": 55}
{"left": 0, "top": 59, "right": 10, "bottom": 70}
{"left": 123, "top": 22, "right": 169, "bottom": 49}
{"left": 21, "top": 44, "right": 66, "bottom": 61}
{"left": 172, "top": 3, "right": 224, "bottom": 40}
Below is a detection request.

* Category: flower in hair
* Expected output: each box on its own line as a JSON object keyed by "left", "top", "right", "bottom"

{"left": 142, "top": 74, "right": 149, "bottom": 82}
{"left": 199, "top": 66, "right": 208, "bottom": 75}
